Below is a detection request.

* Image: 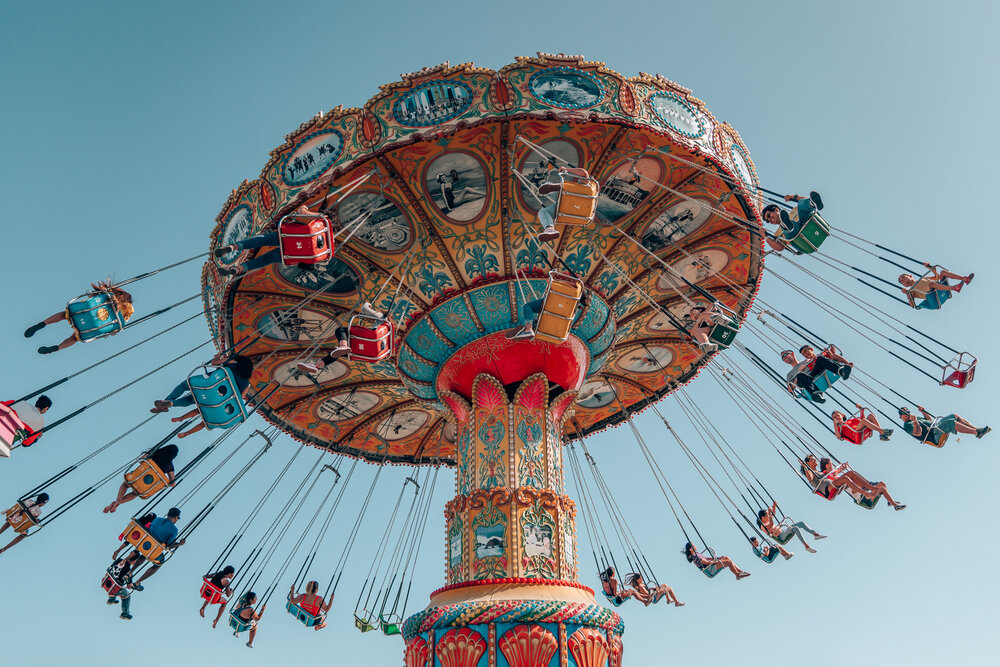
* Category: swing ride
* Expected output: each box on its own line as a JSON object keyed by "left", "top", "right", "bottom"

{"left": 2, "top": 53, "right": 991, "bottom": 667}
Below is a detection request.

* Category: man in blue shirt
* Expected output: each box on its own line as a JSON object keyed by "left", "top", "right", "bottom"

{"left": 133, "top": 507, "right": 185, "bottom": 590}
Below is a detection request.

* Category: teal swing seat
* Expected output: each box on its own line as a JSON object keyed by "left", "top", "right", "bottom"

{"left": 229, "top": 609, "right": 252, "bottom": 634}
{"left": 601, "top": 591, "right": 629, "bottom": 607}
{"left": 67, "top": 292, "right": 126, "bottom": 342}
{"left": 186, "top": 366, "right": 248, "bottom": 430}
{"left": 844, "top": 488, "right": 881, "bottom": 510}
{"left": 795, "top": 369, "right": 839, "bottom": 402}
{"left": 286, "top": 599, "right": 324, "bottom": 628}
{"left": 914, "top": 282, "right": 953, "bottom": 310}
{"left": 695, "top": 548, "right": 723, "bottom": 578}
{"left": 752, "top": 545, "right": 781, "bottom": 564}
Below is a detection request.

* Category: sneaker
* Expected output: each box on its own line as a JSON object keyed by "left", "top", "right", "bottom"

{"left": 894, "top": 503, "right": 907, "bottom": 511}
{"left": 814, "top": 533, "right": 827, "bottom": 540}
{"left": 214, "top": 245, "right": 237, "bottom": 258}
{"left": 538, "top": 226, "right": 560, "bottom": 243}
{"left": 698, "top": 342, "right": 719, "bottom": 353}
{"left": 805, "top": 545, "right": 817, "bottom": 553}
{"left": 328, "top": 345, "right": 351, "bottom": 359}
{"left": 976, "top": 426, "right": 991, "bottom": 439}
{"left": 296, "top": 361, "right": 320, "bottom": 375}
{"left": 106, "top": 598, "right": 118, "bottom": 605}
{"left": 809, "top": 190, "right": 824, "bottom": 210}
{"left": 132, "top": 584, "right": 144, "bottom": 592}
{"left": 24, "top": 322, "right": 45, "bottom": 338}
{"left": 154, "top": 400, "right": 173, "bottom": 410}
{"left": 954, "top": 282, "right": 964, "bottom": 294}
{"left": 120, "top": 613, "right": 133, "bottom": 620}
{"left": 880, "top": 429, "right": 893, "bottom": 441}
{"left": 510, "top": 326, "right": 535, "bottom": 341}
{"left": 233, "top": 631, "right": 240, "bottom": 638}
{"left": 219, "top": 265, "right": 245, "bottom": 277}
{"left": 736, "top": 571, "right": 751, "bottom": 580}
{"left": 505, "top": 325, "right": 530, "bottom": 340}
{"left": 965, "top": 273, "right": 974, "bottom": 285}
{"left": 810, "top": 391, "right": 826, "bottom": 404}
{"left": 37, "top": 345, "right": 58, "bottom": 355}
{"left": 150, "top": 406, "right": 167, "bottom": 414}
{"left": 246, "top": 642, "right": 254, "bottom": 649}
{"left": 783, "top": 552, "right": 794, "bottom": 560}
{"left": 838, "top": 364, "right": 852, "bottom": 380}
{"left": 360, "top": 302, "right": 384, "bottom": 319}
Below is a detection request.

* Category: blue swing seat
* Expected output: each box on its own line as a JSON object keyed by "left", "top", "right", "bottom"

{"left": 795, "top": 369, "right": 839, "bottom": 402}
{"left": 186, "top": 366, "right": 248, "bottom": 430}
{"left": 67, "top": 292, "right": 125, "bottom": 342}
{"left": 229, "top": 609, "right": 252, "bottom": 633}
{"left": 286, "top": 600, "right": 324, "bottom": 627}
{"left": 753, "top": 545, "right": 781, "bottom": 564}
{"left": 601, "top": 591, "right": 628, "bottom": 607}
{"left": 915, "top": 285, "right": 952, "bottom": 310}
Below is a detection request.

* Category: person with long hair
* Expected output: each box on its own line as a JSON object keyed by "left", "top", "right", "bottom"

{"left": 25, "top": 280, "right": 135, "bottom": 354}
{"left": 103, "top": 445, "right": 179, "bottom": 513}
{"left": 599, "top": 566, "right": 632, "bottom": 604}
{"left": 625, "top": 572, "right": 684, "bottom": 607}
{"left": 804, "top": 455, "right": 906, "bottom": 511}
{"left": 683, "top": 541, "right": 750, "bottom": 580}
{"left": 288, "top": 580, "right": 333, "bottom": 630}
{"left": 231, "top": 591, "right": 266, "bottom": 648}
{"left": 757, "top": 501, "right": 825, "bottom": 553}
{"left": 201, "top": 565, "right": 236, "bottom": 628}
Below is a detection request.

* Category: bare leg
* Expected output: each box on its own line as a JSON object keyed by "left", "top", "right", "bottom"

{"left": 134, "top": 565, "right": 159, "bottom": 587}
{"left": 715, "top": 556, "right": 740, "bottom": 576}
{"left": 213, "top": 601, "right": 228, "bottom": 628}
{"left": 776, "top": 543, "right": 793, "bottom": 559}
{"left": 0, "top": 533, "right": 28, "bottom": 553}
{"left": 929, "top": 280, "right": 962, "bottom": 292}
{"left": 172, "top": 408, "right": 200, "bottom": 422}
{"left": 859, "top": 413, "right": 886, "bottom": 435}
{"left": 0, "top": 522, "right": 9, "bottom": 535}
{"left": 43, "top": 312, "right": 68, "bottom": 325}
{"left": 200, "top": 600, "right": 208, "bottom": 617}
{"left": 870, "top": 482, "right": 902, "bottom": 507}
{"left": 104, "top": 482, "right": 131, "bottom": 513}
{"left": 247, "top": 624, "right": 257, "bottom": 647}
{"left": 691, "top": 329, "right": 710, "bottom": 345}
{"left": 950, "top": 416, "right": 980, "bottom": 434}
{"left": 935, "top": 269, "right": 970, "bottom": 283}
{"left": 56, "top": 335, "right": 77, "bottom": 351}
{"left": 178, "top": 421, "right": 207, "bottom": 439}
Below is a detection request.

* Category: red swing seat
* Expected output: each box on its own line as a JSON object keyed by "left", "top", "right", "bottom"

{"left": 278, "top": 214, "right": 333, "bottom": 265}
{"left": 200, "top": 578, "right": 226, "bottom": 604}
{"left": 941, "top": 352, "right": 977, "bottom": 389}
{"left": 349, "top": 315, "right": 394, "bottom": 362}
{"left": 837, "top": 414, "right": 872, "bottom": 445}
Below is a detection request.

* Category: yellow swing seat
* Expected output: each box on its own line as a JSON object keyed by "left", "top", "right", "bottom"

{"left": 533, "top": 272, "right": 584, "bottom": 344}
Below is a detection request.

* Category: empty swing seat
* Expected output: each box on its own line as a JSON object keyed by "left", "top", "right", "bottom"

{"left": 122, "top": 518, "right": 170, "bottom": 565}
{"left": 186, "top": 366, "right": 248, "bottom": 430}
{"left": 553, "top": 174, "right": 600, "bottom": 226}
{"left": 0, "top": 403, "right": 26, "bottom": 458}
{"left": 3, "top": 501, "right": 38, "bottom": 534}
{"left": 534, "top": 272, "right": 584, "bottom": 344}
{"left": 200, "top": 578, "right": 225, "bottom": 604}
{"left": 286, "top": 599, "right": 325, "bottom": 627}
{"left": 354, "top": 612, "right": 376, "bottom": 633}
{"left": 379, "top": 613, "right": 402, "bottom": 636}
{"left": 66, "top": 292, "right": 126, "bottom": 342}
{"left": 941, "top": 352, "right": 977, "bottom": 388}
{"left": 279, "top": 215, "right": 333, "bottom": 265}
{"left": 782, "top": 208, "right": 830, "bottom": 254}
{"left": 349, "top": 316, "right": 394, "bottom": 362}
{"left": 124, "top": 459, "right": 171, "bottom": 499}
{"left": 795, "top": 369, "right": 839, "bottom": 401}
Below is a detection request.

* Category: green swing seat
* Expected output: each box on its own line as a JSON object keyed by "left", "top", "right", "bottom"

{"left": 379, "top": 613, "right": 402, "bottom": 636}
{"left": 354, "top": 612, "right": 376, "bottom": 633}
{"left": 783, "top": 208, "right": 831, "bottom": 254}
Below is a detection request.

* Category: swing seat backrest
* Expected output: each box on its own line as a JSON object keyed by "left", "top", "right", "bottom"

{"left": 229, "top": 609, "right": 252, "bottom": 633}
{"left": 286, "top": 600, "right": 324, "bottom": 627}
{"left": 200, "top": 579, "right": 225, "bottom": 604}
{"left": 922, "top": 428, "right": 948, "bottom": 448}
{"left": 101, "top": 572, "right": 124, "bottom": 596}
{"left": 278, "top": 215, "right": 333, "bottom": 265}
{"left": 708, "top": 320, "right": 738, "bottom": 348}
{"left": 941, "top": 353, "right": 976, "bottom": 388}
{"left": 846, "top": 488, "right": 881, "bottom": 510}
{"left": 0, "top": 403, "right": 25, "bottom": 457}
{"left": 698, "top": 548, "right": 722, "bottom": 577}
{"left": 784, "top": 209, "right": 830, "bottom": 255}
{"left": 553, "top": 175, "right": 600, "bottom": 226}
{"left": 348, "top": 315, "right": 394, "bottom": 362}
{"left": 839, "top": 417, "right": 872, "bottom": 445}
{"left": 66, "top": 292, "right": 125, "bottom": 342}
{"left": 534, "top": 272, "right": 584, "bottom": 344}
{"left": 186, "top": 366, "right": 248, "bottom": 430}
{"left": 755, "top": 547, "right": 781, "bottom": 564}
{"left": 3, "top": 501, "right": 38, "bottom": 534}
{"left": 124, "top": 459, "right": 170, "bottom": 499}
{"left": 122, "top": 519, "right": 169, "bottom": 564}
{"left": 601, "top": 591, "right": 628, "bottom": 607}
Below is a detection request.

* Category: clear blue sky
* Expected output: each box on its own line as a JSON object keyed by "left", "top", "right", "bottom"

{"left": 2, "top": 1, "right": 998, "bottom": 665}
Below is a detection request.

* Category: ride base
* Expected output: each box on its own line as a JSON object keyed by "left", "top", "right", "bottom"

{"left": 403, "top": 371, "right": 623, "bottom": 667}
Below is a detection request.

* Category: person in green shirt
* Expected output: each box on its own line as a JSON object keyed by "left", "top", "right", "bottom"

{"left": 898, "top": 406, "right": 990, "bottom": 442}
